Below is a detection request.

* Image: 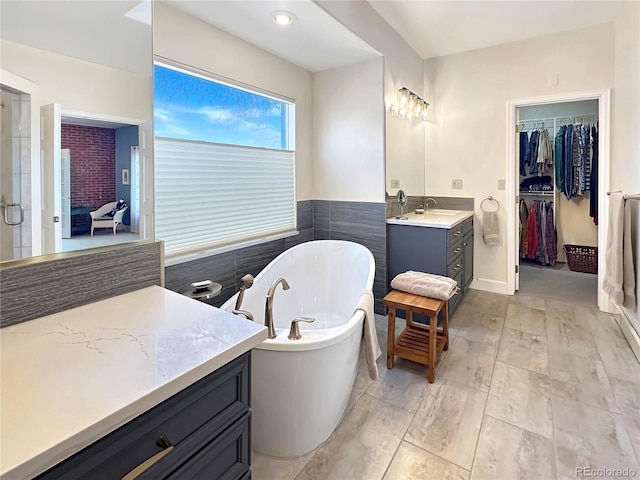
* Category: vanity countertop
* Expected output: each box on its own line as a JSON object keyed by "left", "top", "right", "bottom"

{"left": 0, "top": 286, "right": 267, "bottom": 480}
{"left": 386, "top": 209, "right": 474, "bottom": 229}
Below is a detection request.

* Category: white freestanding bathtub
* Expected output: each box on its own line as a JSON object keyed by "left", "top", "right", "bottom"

{"left": 222, "top": 240, "right": 375, "bottom": 457}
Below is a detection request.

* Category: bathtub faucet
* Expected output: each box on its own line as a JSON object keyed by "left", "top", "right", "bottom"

{"left": 265, "top": 278, "right": 290, "bottom": 339}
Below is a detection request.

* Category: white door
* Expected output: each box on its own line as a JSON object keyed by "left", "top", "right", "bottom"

{"left": 41, "top": 103, "right": 61, "bottom": 254}
{"left": 60, "top": 148, "right": 71, "bottom": 238}
{"left": 515, "top": 109, "right": 521, "bottom": 291}
{"left": 138, "top": 121, "right": 154, "bottom": 240}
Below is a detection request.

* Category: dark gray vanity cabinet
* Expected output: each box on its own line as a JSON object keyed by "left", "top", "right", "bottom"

{"left": 387, "top": 216, "right": 474, "bottom": 314}
{"left": 37, "top": 352, "right": 252, "bottom": 480}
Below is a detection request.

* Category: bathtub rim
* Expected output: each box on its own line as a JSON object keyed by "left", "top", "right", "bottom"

{"left": 222, "top": 240, "right": 375, "bottom": 352}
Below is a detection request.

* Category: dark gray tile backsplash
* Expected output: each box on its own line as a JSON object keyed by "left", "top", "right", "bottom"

{"left": 0, "top": 241, "right": 163, "bottom": 328}
{"left": 386, "top": 195, "right": 474, "bottom": 217}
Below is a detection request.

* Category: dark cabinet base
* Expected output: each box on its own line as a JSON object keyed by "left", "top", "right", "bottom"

{"left": 37, "top": 352, "right": 251, "bottom": 480}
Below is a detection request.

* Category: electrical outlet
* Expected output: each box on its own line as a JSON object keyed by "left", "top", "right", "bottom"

{"left": 498, "top": 179, "right": 505, "bottom": 190}
{"left": 451, "top": 179, "right": 463, "bottom": 189}
{"left": 390, "top": 179, "right": 400, "bottom": 188}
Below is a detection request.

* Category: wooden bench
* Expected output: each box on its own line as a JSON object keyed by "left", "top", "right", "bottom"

{"left": 382, "top": 290, "right": 449, "bottom": 383}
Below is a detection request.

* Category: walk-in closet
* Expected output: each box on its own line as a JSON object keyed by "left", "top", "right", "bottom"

{"left": 516, "top": 100, "right": 599, "bottom": 305}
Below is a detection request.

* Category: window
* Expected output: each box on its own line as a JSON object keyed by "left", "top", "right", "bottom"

{"left": 154, "top": 62, "right": 296, "bottom": 259}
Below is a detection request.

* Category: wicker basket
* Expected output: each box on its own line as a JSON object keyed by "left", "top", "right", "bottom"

{"left": 564, "top": 244, "right": 598, "bottom": 274}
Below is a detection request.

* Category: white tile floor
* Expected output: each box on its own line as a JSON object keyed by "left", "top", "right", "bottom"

{"left": 252, "top": 287, "right": 640, "bottom": 480}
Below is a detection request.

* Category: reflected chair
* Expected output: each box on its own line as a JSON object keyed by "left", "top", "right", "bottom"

{"left": 89, "top": 202, "right": 128, "bottom": 235}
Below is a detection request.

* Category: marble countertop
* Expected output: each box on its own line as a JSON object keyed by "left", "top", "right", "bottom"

{"left": 386, "top": 209, "right": 473, "bottom": 229}
{"left": 0, "top": 286, "right": 268, "bottom": 479}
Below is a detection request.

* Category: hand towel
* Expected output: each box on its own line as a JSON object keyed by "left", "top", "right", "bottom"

{"left": 603, "top": 193, "right": 624, "bottom": 304}
{"left": 483, "top": 210, "right": 500, "bottom": 246}
{"left": 390, "top": 271, "right": 458, "bottom": 300}
{"left": 355, "top": 289, "right": 381, "bottom": 380}
{"left": 623, "top": 199, "right": 637, "bottom": 307}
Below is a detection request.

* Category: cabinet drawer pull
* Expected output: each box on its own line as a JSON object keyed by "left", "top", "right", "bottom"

{"left": 453, "top": 247, "right": 461, "bottom": 254}
{"left": 454, "top": 230, "right": 462, "bottom": 236}
{"left": 122, "top": 436, "right": 174, "bottom": 480}
{"left": 453, "top": 263, "right": 461, "bottom": 272}
{"left": 463, "top": 243, "right": 467, "bottom": 247}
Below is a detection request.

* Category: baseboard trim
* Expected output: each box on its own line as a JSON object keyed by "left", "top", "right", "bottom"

{"left": 469, "top": 278, "right": 510, "bottom": 295}
{"left": 617, "top": 308, "right": 640, "bottom": 363}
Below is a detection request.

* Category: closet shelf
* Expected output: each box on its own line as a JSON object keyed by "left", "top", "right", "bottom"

{"left": 519, "top": 191, "right": 554, "bottom": 196}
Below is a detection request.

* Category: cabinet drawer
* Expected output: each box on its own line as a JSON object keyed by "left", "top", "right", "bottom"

{"left": 165, "top": 411, "right": 251, "bottom": 480}
{"left": 38, "top": 353, "right": 250, "bottom": 480}
{"left": 447, "top": 224, "right": 465, "bottom": 245}
{"left": 461, "top": 216, "right": 473, "bottom": 235}
{"left": 447, "top": 254, "right": 463, "bottom": 278}
{"left": 447, "top": 238, "right": 464, "bottom": 265}
{"left": 448, "top": 269, "right": 465, "bottom": 313}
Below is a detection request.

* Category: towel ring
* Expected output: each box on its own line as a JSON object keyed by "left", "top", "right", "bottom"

{"left": 481, "top": 196, "right": 500, "bottom": 213}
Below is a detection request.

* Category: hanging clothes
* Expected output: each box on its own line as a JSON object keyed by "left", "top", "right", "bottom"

{"left": 563, "top": 124, "right": 574, "bottom": 200}
{"left": 519, "top": 131, "right": 530, "bottom": 176}
{"left": 526, "top": 201, "right": 539, "bottom": 259}
{"left": 589, "top": 125, "right": 599, "bottom": 224}
{"left": 536, "top": 129, "right": 553, "bottom": 176}
{"left": 545, "top": 202, "right": 557, "bottom": 266}
{"left": 528, "top": 130, "right": 540, "bottom": 175}
{"left": 554, "top": 125, "right": 566, "bottom": 193}
{"left": 519, "top": 199, "right": 529, "bottom": 258}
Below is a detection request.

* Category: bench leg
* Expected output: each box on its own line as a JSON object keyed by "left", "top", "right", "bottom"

{"left": 387, "top": 307, "right": 396, "bottom": 369}
{"left": 428, "top": 312, "right": 437, "bottom": 383}
{"left": 443, "top": 301, "right": 450, "bottom": 351}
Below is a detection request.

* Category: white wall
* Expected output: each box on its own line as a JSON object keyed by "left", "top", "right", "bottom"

{"left": 153, "top": 2, "right": 313, "bottom": 201}
{"left": 613, "top": 1, "right": 640, "bottom": 332}
{"left": 424, "top": 23, "right": 615, "bottom": 286}
{"left": 312, "top": 58, "right": 384, "bottom": 201}
{"left": 1, "top": 40, "right": 151, "bottom": 121}
{"left": 315, "top": 1, "right": 425, "bottom": 200}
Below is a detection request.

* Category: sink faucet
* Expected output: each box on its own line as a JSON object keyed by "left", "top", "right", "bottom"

{"left": 264, "top": 278, "right": 290, "bottom": 339}
{"left": 424, "top": 197, "right": 438, "bottom": 212}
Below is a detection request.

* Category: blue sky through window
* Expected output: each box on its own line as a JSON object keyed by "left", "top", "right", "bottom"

{"left": 154, "top": 64, "right": 288, "bottom": 150}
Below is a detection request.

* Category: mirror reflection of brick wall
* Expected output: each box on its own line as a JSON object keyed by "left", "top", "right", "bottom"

{"left": 61, "top": 124, "right": 116, "bottom": 211}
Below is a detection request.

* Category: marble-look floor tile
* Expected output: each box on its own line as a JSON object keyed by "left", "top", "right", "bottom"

{"left": 549, "top": 350, "right": 619, "bottom": 413}
{"left": 471, "top": 292, "right": 509, "bottom": 317}
{"left": 546, "top": 312, "right": 600, "bottom": 360}
{"left": 294, "top": 473, "right": 315, "bottom": 480}
{"left": 486, "top": 362, "right": 553, "bottom": 438}
{"left": 545, "top": 299, "right": 588, "bottom": 328}
{"left": 346, "top": 354, "right": 373, "bottom": 414}
{"left": 406, "top": 379, "right": 487, "bottom": 470}
{"left": 455, "top": 312, "right": 503, "bottom": 348}
{"left": 437, "top": 336, "right": 497, "bottom": 392}
{"left": 301, "top": 393, "right": 412, "bottom": 480}
{"left": 384, "top": 441, "right": 470, "bottom": 480}
{"left": 470, "top": 416, "right": 556, "bottom": 480}
{"left": 252, "top": 448, "right": 317, "bottom": 480}
{"left": 504, "top": 304, "right": 547, "bottom": 336}
{"left": 366, "top": 364, "right": 430, "bottom": 413}
{"left": 552, "top": 395, "right": 639, "bottom": 478}
{"left": 497, "top": 327, "right": 549, "bottom": 375}
{"left": 585, "top": 310, "right": 640, "bottom": 384}
{"left": 609, "top": 378, "right": 640, "bottom": 460}
{"left": 509, "top": 294, "right": 546, "bottom": 311}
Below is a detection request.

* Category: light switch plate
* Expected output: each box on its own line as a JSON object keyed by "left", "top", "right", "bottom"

{"left": 451, "top": 179, "right": 463, "bottom": 189}
{"left": 498, "top": 179, "right": 505, "bottom": 190}
{"left": 390, "top": 179, "right": 400, "bottom": 188}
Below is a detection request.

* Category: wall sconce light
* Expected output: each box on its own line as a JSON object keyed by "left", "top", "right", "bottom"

{"left": 387, "top": 87, "right": 429, "bottom": 122}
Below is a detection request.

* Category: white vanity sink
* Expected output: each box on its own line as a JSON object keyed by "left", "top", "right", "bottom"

{"left": 424, "top": 210, "right": 459, "bottom": 216}
{"left": 386, "top": 210, "right": 473, "bottom": 229}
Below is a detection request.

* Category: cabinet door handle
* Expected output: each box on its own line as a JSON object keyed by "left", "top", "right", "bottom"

{"left": 463, "top": 243, "right": 467, "bottom": 247}
{"left": 122, "top": 436, "right": 174, "bottom": 480}
{"left": 453, "top": 247, "right": 461, "bottom": 254}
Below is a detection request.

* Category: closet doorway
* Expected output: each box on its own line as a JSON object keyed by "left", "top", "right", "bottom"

{"left": 506, "top": 90, "right": 612, "bottom": 312}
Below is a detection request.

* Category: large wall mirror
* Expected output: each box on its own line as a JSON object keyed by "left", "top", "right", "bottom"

{"left": 0, "top": 0, "right": 153, "bottom": 262}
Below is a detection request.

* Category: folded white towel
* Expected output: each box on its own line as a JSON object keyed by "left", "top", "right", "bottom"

{"left": 355, "top": 289, "right": 381, "bottom": 380}
{"left": 623, "top": 199, "right": 637, "bottom": 307}
{"left": 391, "top": 271, "right": 458, "bottom": 301}
{"left": 604, "top": 193, "right": 624, "bottom": 304}
{"left": 483, "top": 210, "right": 500, "bottom": 246}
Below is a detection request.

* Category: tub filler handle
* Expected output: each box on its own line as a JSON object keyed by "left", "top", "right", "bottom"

{"left": 288, "top": 317, "right": 315, "bottom": 340}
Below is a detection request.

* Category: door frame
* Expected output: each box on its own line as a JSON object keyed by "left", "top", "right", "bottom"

{"left": 506, "top": 89, "right": 613, "bottom": 313}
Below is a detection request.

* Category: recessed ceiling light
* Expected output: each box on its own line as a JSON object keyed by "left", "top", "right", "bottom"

{"left": 272, "top": 11, "right": 296, "bottom": 26}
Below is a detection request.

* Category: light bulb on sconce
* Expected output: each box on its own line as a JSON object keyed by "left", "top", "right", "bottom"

{"left": 387, "top": 87, "right": 429, "bottom": 123}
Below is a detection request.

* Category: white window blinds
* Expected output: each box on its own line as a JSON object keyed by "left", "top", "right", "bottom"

{"left": 155, "top": 137, "right": 296, "bottom": 257}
